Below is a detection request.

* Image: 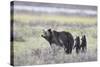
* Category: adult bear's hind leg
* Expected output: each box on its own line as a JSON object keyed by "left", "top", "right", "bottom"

{"left": 65, "top": 46, "right": 71, "bottom": 54}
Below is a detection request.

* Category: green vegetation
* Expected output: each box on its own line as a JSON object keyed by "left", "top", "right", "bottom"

{"left": 13, "top": 13, "right": 97, "bottom": 25}
{"left": 12, "top": 12, "right": 97, "bottom": 66}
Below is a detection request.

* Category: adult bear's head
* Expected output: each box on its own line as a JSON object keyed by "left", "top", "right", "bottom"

{"left": 41, "top": 29, "right": 52, "bottom": 45}
{"left": 41, "top": 29, "right": 52, "bottom": 38}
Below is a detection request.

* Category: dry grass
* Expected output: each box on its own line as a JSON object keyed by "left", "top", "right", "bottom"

{"left": 12, "top": 12, "right": 97, "bottom": 66}
{"left": 14, "top": 44, "right": 97, "bottom": 66}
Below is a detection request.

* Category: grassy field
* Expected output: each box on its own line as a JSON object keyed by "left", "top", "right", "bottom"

{"left": 12, "top": 13, "right": 97, "bottom": 66}
{"left": 14, "top": 13, "right": 97, "bottom": 25}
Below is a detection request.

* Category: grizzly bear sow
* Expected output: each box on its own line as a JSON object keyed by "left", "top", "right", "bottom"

{"left": 41, "top": 29, "right": 74, "bottom": 54}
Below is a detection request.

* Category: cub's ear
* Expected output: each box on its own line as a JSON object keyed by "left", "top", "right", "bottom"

{"left": 48, "top": 29, "right": 51, "bottom": 32}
